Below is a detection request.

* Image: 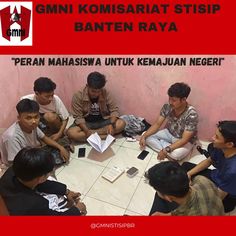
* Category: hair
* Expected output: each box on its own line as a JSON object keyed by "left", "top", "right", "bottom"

{"left": 16, "top": 99, "right": 39, "bottom": 114}
{"left": 146, "top": 161, "right": 189, "bottom": 198}
{"left": 13, "top": 147, "right": 55, "bottom": 181}
{"left": 168, "top": 82, "right": 191, "bottom": 99}
{"left": 218, "top": 121, "right": 236, "bottom": 147}
{"left": 87, "top": 72, "right": 106, "bottom": 89}
{"left": 33, "top": 77, "right": 56, "bottom": 93}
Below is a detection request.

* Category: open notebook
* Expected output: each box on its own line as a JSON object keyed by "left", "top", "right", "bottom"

{"left": 87, "top": 132, "right": 115, "bottom": 153}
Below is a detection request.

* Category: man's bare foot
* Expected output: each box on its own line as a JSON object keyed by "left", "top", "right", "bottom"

{"left": 99, "top": 134, "right": 108, "bottom": 140}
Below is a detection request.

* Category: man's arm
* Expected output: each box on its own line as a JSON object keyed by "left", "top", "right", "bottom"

{"left": 158, "top": 107, "right": 199, "bottom": 159}
{"left": 106, "top": 90, "right": 120, "bottom": 135}
{"left": 59, "top": 119, "right": 68, "bottom": 136}
{"left": 187, "top": 158, "right": 212, "bottom": 178}
{"left": 53, "top": 95, "right": 70, "bottom": 140}
{"left": 105, "top": 90, "right": 119, "bottom": 118}
{"left": 139, "top": 116, "right": 165, "bottom": 149}
{"left": 51, "top": 118, "right": 68, "bottom": 141}
{"left": 78, "top": 123, "right": 93, "bottom": 138}
{"left": 4, "top": 139, "right": 22, "bottom": 162}
{"left": 171, "top": 107, "right": 198, "bottom": 151}
{"left": 29, "top": 201, "right": 82, "bottom": 216}
{"left": 36, "top": 179, "right": 67, "bottom": 195}
{"left": 110, "top": 116, "right": 118, "bottom": 124}
{"left": 168, "top": 130, "right": 194, "bottom": 151}
{"left": 71, "top": 92, "right": 94, "bottom": 137}
{"left": 71, "top": 92, "right": 86, "bottom": 125}
{"left": 37, "top": 180, "right": 81, "bottom": 200}
{"left": 36, "top": 180, "right": 86, "bottom": 214}
{"left": 41, "top": 136, "right": 69, "bottom": 162}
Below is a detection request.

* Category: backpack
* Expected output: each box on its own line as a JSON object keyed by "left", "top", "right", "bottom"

{"left": 120, "top": 115, "right": 151, "bottom": 137}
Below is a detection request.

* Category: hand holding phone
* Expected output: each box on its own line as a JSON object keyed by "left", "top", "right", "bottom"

{"left": 137, "top": 150, "right": 149, "bottom": 160}
{"left": 196, "top": 146, "right": 210, "bottom": 158}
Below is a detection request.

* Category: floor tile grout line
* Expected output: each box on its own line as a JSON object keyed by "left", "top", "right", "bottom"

{"left": 58, "top": 130, "right": 210, "bottom": 215}
{"left": 56, "top": 158, "right": 107, "bottom": 196}
{"left": 73, "top": 157, "right": 111, "bottom": 169}
{"left": 81, "top": 145, "right": 122, "bottom": 168}
{"left": 84, "top": 166, "right": 144, "bottom": 211}
{"left": 71, "top": 150, "right": 116, "bottom": 168}
{"left": 84, "top": 195, "right": 127, "bottom": 214}
{"left": 83, "top": 165, "right": 115, "bottom": 196}
{"left": 75, "top": 142, "right": 154, "bottom": 210}
{"left": 124, "top": 148, "right": 155, "bottom": 215}
{"left": 124, "top": 175, "right": 146, "bottom": 215}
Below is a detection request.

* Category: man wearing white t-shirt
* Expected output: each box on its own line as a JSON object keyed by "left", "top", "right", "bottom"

{"left": 21, "top": 77, "right": 69, "bottom": 142}
{"left": 0, "top": 99, "right": 69, "bottom": 164}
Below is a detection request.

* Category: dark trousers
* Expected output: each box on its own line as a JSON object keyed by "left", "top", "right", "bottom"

{"left": 149, "top": 193, "right": 178, "bottom": 215}
{"left": 181, "top": 162, "right": 212, "bottom": 179}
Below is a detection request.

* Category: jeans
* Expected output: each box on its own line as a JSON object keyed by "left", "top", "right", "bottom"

{"left": 146, "top": 129, "right": 194, "bottom": 161}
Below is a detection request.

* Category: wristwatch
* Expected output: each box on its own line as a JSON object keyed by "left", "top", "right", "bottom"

{"left": 165, "top": 146, "right": 172, "bottom": 153}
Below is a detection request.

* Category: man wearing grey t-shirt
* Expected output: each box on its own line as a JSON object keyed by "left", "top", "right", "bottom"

{"left": 0, "top": 99, "right": 69, "bottom": 164}
{"left": 139, "top": 82, "right": 198, "bottom": 161}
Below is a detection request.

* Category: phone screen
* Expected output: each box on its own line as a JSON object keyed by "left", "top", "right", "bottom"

{"left": 78, "top": 148, "right": 86, "bottom": 157}
{"left": 137, "top": 150, "right": 149, "bottom": 160}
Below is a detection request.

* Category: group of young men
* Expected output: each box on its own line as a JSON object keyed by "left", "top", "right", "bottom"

{"left": 0, "top": 72, "right": 126, "bottom": 215}
{"left": 0, "top": 71, "right": 236, "bottom": 216}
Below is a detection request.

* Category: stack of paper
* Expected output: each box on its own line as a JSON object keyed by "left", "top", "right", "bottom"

{"left": 102, "top": 166, "right": 125, "bottom": 183}
{"left": 87, "top": 132, "right": 115, "bottom": 153}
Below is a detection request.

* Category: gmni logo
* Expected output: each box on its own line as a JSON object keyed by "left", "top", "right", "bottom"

{"left": 0, "top": 2, "right": 32, "bottom": 46}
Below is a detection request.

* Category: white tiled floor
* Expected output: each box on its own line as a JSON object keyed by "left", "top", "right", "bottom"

{"left": 1, "top": 121, "right": 236, "bottom": 216}
{"left": 54, "top": 135, "right": 220, "bottom": 216}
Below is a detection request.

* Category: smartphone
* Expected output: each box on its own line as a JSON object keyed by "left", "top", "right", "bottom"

{"left": 78, "top": 148, "right": 86, "bottom": 158}
{"left": 126, "top": 167, "right": 139, "bottom": 178}
{"left": 196, "top": 146, "right": 210, "bottom": 158}
{"left": 137, "top": 150, "right": 149, "bottom": 160}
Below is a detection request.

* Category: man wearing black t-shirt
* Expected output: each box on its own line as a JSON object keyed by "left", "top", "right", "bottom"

{"left": 67, "top": 72, "right": 125, "bottom": 142}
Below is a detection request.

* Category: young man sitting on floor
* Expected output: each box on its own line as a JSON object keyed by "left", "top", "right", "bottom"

{"left": 182, "top": 120, "right": 236, "bottom": 213}
{"left": 139, "top": 82, "right": 198, "bottom": 161}
{"left": 21, "top": 77, "right": 70, "bottom": 142}
{"left": 67, "top": 71, "right": 125, "bottom": 141}
{"left": 0, "top": 99, "right": 69, "bottom": 165}
{"left": 0, "top": 147, "right": 86, "bottom": 215}
{"left": 146, "top": 161, "right": 224, "bottom": 216}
